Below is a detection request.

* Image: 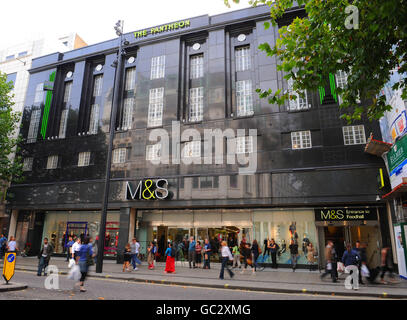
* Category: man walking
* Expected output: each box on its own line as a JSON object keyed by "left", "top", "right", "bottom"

{"left": 289, "top": 240, "right": 299, "bottom": 272}
{"left": 71, "top": 237, "right": 81, "bottom": 263}
{"left": 0, "top": 234, "right": 7, "bottom": 259}
{"left": 130, "top": 238, "right": 142, "bottom": 271}
{"left": 37, "top": 238, "right": 53, "bottom": 276}
{"left": 65, "top": 236, "right": 74, "bottom": 262}
{"left": 321, "top": 240, "right": 338, "bottom": 282}
{"left": 188, "top": 236, "right": 196, "bottom": 269}
{"left": 203, "top": 238, "right": 212, "bottom": 269}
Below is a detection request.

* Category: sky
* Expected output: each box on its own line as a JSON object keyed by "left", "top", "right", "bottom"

{"left": 0, "top": 0, "right": 252, "bottom": 49}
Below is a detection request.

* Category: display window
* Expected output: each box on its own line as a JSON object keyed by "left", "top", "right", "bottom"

{"left": 41, "top": 211, "right": 120, "bottom": 256}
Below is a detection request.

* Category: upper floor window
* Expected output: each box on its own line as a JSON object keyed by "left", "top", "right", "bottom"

{"left": 147, "top": 88, "right": 164, "bottom": 127}
{"left": 18, "top": 51, "right": 28, "bottom": 57}
{"left": 89, "top": 104, "right": 100, "bottom": 134}
{"left": 93, "top": 74, "right": 103, "bottom": 97}
{"left": 291, "top": 131, "right": 312, "bottom": 149}
{"left": 199, "top": 176, "right": 219, "bottom": 189}
{"left": 190, "top": 54, "right": 204, "bottom": 79}
{"left": 287, "top": 78, "right": 309, "bottom": 111}
{"left": 34, "top": 83, "right": 44, "bottom": 104}
{"left": 236, "top": 80, "right": 253, "bottom": 117}
{"left": 27, "top": 109, "right": 41, "bottom": 143}
{"left": 113, "top": 148, "right": 126, "bottom": 164}
{"left": 343, "top": 125, "right": 366, "bottom": 145}
{"left": 336, "top": 70, "right": 348, "bottom": 90}
{"left": 235, "top": 46, "right": 251, "bottom": 72}
{"left": 150, "top": 55, "right": 165, "bottom": 80}
{"left": 125, "top": 67, "right": 136, "bottom": 91}
{"left": 6, "top": 55, "right": 14, "bottom": 61}
{"left": 23, "top": 157, "right": 33, "bottom": 172}
{"left": 122, "top": 67, "right": 136, "bottom": 130}
{"left": 236, "top": 136, "right": 254, "bottom": 154}
{"left": 46, "top": 155, "right": 58, "bottom": 169}
{"left": 146, "top": 143, "right": 162, "bottom": 161}
{"left": 189, "top": 87, "right": 204, "bottom": 122}
{"left": 58, "top": 109, "right": 68, "bottom": 139}
{"left": 183, "top": 140, "right": 201, "bottom": 158}
{"left": 78, "top": 152, "right": 91, "bottom": 167}
{"left": 63, "top": 81, "right": 72, "bottom": 103}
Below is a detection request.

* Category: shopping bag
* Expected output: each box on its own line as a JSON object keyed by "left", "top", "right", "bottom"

{"left": 68, "top": 259, "right": 75, "bottom": 268}
{"left": 67, "top": 264, "right": 81, "bottom": 281}
{"left": 337, "top": 262, "right": 345, "bottom": 273}
{"left": 326, "top": 262, "right": 332, "bottom": 270}
{"left": 361, "top": 264, "right": 370, "bottom": 277}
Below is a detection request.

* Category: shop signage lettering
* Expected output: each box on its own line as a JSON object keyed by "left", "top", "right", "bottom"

{"left": 314, "top": 208, "right": 377, "bottom": 221}
{"left": 387, "top": 135, "right": 407, "bottom": 176}
{"left": 126, "top": 179, "right": 169, "bottom": 200}
{"left": 134, "top": 20, "right": 191, "bottom": 39}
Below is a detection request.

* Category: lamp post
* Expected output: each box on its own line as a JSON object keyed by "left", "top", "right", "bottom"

{"left": 96, "top": 20, "right": 125, "bottom": 273}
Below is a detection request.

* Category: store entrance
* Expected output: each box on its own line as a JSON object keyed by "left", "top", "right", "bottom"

{"left": 324, "top": 226, "right": 346, "bottom": 260}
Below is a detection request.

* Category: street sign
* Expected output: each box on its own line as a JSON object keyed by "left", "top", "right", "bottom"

{"left": 3, "top": 253, "right": 16, "bottom": 283}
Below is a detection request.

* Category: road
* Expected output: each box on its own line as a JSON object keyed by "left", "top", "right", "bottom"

{"left": 0, "top": 270, "right": 384, "bottom": 300}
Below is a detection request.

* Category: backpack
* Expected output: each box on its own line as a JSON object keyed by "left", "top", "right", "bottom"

{"left": 170, "top": 246, "right": 177, "bottom": 257}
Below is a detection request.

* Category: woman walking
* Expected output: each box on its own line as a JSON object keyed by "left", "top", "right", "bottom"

{"left": 240, "top": 243, "right": 255, "bottom": 274}
{"left": 77, "top": 237, "right": 94, "bottom": 292}
{"left": 147, "top": 241, "right": 157, "bottom": 270}
{"left": 123, "top": 243, "right": 132, "bottom": 272}
{"left": 164, "top": 242, "right": 176, "bottom": 274}
{"left": 195, "top": 241, "right": 202, "bottom": 268}
{"left": 251, "top": 240, "right": 260, "bottom": 273}
{"left": 219, "top": 241, "right": 234, "bottom": 280}
{"left": 269, "top": 238, "right": 278, "bottom": 269}
{"left": 232, "top": 243, "right": 241, "bottom": 268}
{"left": 307, "top": 242, "right": 316, "bottom": 271}
{"left": 289, "top": 240, "right": 299, "bottom": 272}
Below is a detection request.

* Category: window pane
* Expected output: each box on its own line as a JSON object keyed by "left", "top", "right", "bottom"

{"left": 89, "top": 104, "right": 99, "bottom": 134}
{"left": 148, "top": 88, "right": 164, "bottom": 127}
{"left": 236, "top": 80, "right": 253, "bottom": 117}
{"left": 189, "top": 87, "right": 204, "bottom": 122}
{"left": 190, "top": 54, "right": 204, "bottom": 79}
{"left": 235, "top": 46, "right": 250, "bottom": 72}
{"left": 27, "top": 109, "right": 41, "bottom": 143}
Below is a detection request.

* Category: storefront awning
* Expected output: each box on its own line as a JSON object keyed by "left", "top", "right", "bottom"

{"left": 364, "top": 134, "right": 392, "bottom": 157}
{"left": 382, "top": 178, "right": 407, "bottom": 199}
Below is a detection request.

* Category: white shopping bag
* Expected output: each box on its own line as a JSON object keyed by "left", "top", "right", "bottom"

{"left": 337, "top": 262, "right": 345, "bottom": 273}
{"left": 68, "top": 259, "right": 75, "bottom": 268}
{"left": 67, "top": 264, "right": 81, "bottom": 281}
{"left": 361, "top": 264, "right": 370, "bottom": 277}
{"left": 326, "top": 262, "right": 332, "bottom": 270}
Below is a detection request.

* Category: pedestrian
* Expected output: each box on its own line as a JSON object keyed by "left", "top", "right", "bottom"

{"left": 130, "top": 238, "right": 142, "bottom": 271}
{"left": 123, "top": 243, "right": 132, "bottom": 272}
{"left": 37, "top": 238, "right": 54, "bottom": 276}
{"left": 268, "top": 238, "right": 278, "bottom": 269}
{"left": 321, "top": 240, "right": 338, "bottom": 282}
{"left": 164, "top": 242, "right": 176, "bottom": 274}
{"left": 61, "top": 232, "right": 67, "bottom": 254}
{"left": 353, "top": 240, "right": 365, "bottom": 285}
{"left": 289, "top": 239, "right": 299, "bottom": 272}
{"left": 342, "top": 243, "right": 360, "bottom": 290}
{"left": 202, "top": 238, "right": 211, "bottom": 269}
{"left": 6, "top": 236, "right": 18, "bottom": 253}
{"left": 65, "top": 236, "right": 74, "bottom": 262}
{"left": 92, "top": 236, "right": 99, "bottom": 264}
{"left": 240, "top": 243, "right": 255, "bottom": 274}
{"left": 71, "top": 237, "right": 81, "bottom": 263}
{"left": 0, "top": 234, "right": 7, "bottom": 259}
{"left": 232, "top": 243, "right": 241, "bottom": 268}
{"left": 188, "top": 236, "right": 196, "bottom": 269}
{"left": 147, "top": 241, "right": 157, "bottom": 270}
{"left": 380, "top": 246, "right": 397, "bottom": 284}
{"left": 219, "top": 241, "right": 234, "bottom": 280}
{"left": 195, "top": 240, "right": 202, "bottom": 268}
{"left": 306, "top": 242, "right": 317, "bottom": 271}
{"left": 251, "top": 240, "right": 261, "bottom": 273}
{"left": 177, "top": 241, "right": 185, "bottom": 261}
{"left": 77, "top": 237, "right": 94, "bottom": 292}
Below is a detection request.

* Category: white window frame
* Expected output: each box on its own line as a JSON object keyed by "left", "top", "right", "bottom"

{"left": 146, "top": 143, "right": 162, "bottom": 161}
{"left": 147, "top": 88, "right": 164, "bottom": 127}
{"left": 122, "top": 97, "right": 134, "bottom": 130}
{"left": 89, "top": 104, "right": 99, "bottom": 134}
{"left": 235, "top": 46, "right": 251, "bottom": 72}
{"left": 125, "top": 67, "right": 136, "bottom": 91}
{"left": 113, "top": 148, "right": 127, "bottom": 164}
{"left": 335, "top": 70, "right": 348, "bottom": 105}
{"left": 34, "top": 83, "right": 44, "bottom": 104}
{"left": 190, "top": 54, "right": 204, "bottom": 79}
{"left": 189, "top": 87, "right": 204, "bottom": 122}
{"left": 23, "top": 157, "right": 33, "bottom": 172}
{"left": 183, "top": 140, "right": 201, "bottom": 158}
{"left": 27, "top": 109, "right": 41, "bottom": 143}
{"left": 342, "top": 125, "right": 366, "bottom": 145}
{"left": 150, "top": 55, "right": 165, "bottom": 80}
{"left": 58, "top": 109, "right": 68, "bottom": 138}
{"left": 63, "top": 81, "right": 72, "bottom": 103}
{"left": 46, "top": 155, "right": 58, "bottom": 170}
{"left": 291, "top": 131, "right": 312, "bottom": 149}
{"left": 236, "top": 136, "right": 253, "bottom": 154}
{"left": 236, "top": 80, "right": 253, "bottom": 117}
{"left": 78, "top": 152, "right": 91, "bottom": 167}
{"left": 287, "top": 78, "right": 310, "bottom": 111}
{"left": 93, "top": 75, "right": 103, "bottom": 97}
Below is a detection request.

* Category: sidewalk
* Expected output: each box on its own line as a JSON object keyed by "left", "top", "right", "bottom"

{"left": 11, "top": 257, "right": 407, "bottom": 299}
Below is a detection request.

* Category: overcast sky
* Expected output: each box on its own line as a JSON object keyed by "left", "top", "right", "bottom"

{"left": 1, "top": 0, "right": 252, "bottom": 49}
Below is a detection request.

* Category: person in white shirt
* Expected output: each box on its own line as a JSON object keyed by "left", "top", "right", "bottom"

{"left": 219, "top": 241, "right": 234, "bottom": 280}
{"left": 71, "top": 238, "right": 81, "bottom": 263}
{"left": 7, "top": 236, "right": 18, "bottom": 252}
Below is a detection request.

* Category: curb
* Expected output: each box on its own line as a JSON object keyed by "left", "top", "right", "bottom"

{"left": 0, "top": 282, "right": 28, "bottom": 292}
{"left": 15, "top": 267, "right": 407, "bottom": 299}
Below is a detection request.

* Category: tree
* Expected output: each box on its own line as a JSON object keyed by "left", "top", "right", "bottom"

{"left": 225, "top": 0, "right": 407, "bottom": 123}
{"left": 0, "top": 72, "right": 23, "bottom": 201}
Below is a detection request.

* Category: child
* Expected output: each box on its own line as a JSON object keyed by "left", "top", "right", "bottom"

{"left": 123, "top": 243, "right": 132, "bottom": 272}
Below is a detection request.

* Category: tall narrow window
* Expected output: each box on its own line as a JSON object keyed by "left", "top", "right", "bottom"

{"left": 287, "top": 78, "right": 309, "bottom": 111}
{"left": 89, "top": 104, "right": 99, "bottom": 134}
{"left": 147, "top": 88, "right": 164, "bottom": 127}
{"left": 27, "top": 109, "right": 41, "bottom": 143}
{"left": 343, "top": 125, "right": 366, "bottom": 145}
{"left": 336, "top": 70, "right": 348, "bottom": 105}
{"left": 122, "top": 67, "right": 136, "bottom": 130}
{"left": 236, "top": 80, "right": 253, "bottom": 117}
{"left": 235, "top": 46, "right": 251, "bottom": 72}
{"left": 58, "top": 81, "right": 72, "bottom": 139}
{"left": 190, "top": 54, "right": 204, "bottom": 79}
{"left": 78, "top": 152, "right": 91, "bottom": 167}
{"left": 291, "top": 131, "right": 312, "bottom": 149}
{"left": 189, "top": 87, "right": 204, "bottom": 122}
{"left": 46, "top": 155, "right": 59, "bottom": 169}
{"left": 150, "top": 56, "right": 165, "bottom": 80}
{"left": 34, "top": 83, "right": 44, "bottom": 105}
{"left": 113, "top": 148, "right": 126, "bottom": 164}
{"left": 93, "top": 74, "right": 103, "bottom": 97}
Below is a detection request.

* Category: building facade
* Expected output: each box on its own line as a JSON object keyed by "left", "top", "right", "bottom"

{"left": 7, "top": 6, "right": 391, "bottom": 267}
{"left": 0, "top": 33, "right": 87, "bottom": 236}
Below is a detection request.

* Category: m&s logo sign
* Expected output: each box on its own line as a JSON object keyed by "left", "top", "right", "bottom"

{"left": 319, "top": 209, "right": 345, "bottom": 220}
{"left": 126, "top": 179, "right": 169, "bottom": 200}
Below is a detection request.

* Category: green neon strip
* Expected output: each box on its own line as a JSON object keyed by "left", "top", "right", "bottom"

{"left": 40, "top": 71, "right": 56, "bottom": 139}
{"left": 329, "top": 73, "right": 337, "bottom": 103}
{"left": 318, "top": 86, "right": 325, "bottom": 104}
